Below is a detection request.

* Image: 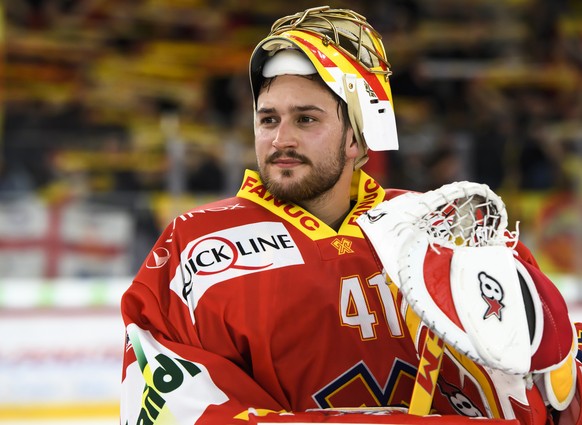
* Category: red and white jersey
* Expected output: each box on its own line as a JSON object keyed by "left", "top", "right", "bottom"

{"left": 120, "top": 169, "right": 582, "bottom": 425}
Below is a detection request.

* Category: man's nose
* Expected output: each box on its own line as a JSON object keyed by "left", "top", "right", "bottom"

{"left": 272, "top": 121, "right": 298, "bottom": 150}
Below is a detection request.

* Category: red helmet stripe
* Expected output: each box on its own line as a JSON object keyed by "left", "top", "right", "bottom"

{"left": 289, "top": 33, "right": 390, "bottom": 101}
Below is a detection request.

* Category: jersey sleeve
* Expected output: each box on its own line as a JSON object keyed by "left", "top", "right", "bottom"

{"left": 119, "top": 218, "right": 286, "bottom": 424}
{"left": 120, "top": 279, "right": 289, "bottom": 424}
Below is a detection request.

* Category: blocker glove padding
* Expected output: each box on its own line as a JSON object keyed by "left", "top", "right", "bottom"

{"left": 356, "top": 181, "right": 577, "bottom": 410}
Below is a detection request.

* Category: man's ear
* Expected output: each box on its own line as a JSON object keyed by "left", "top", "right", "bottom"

{"left": 346, "top": 130, "right": 359, "bottom": 158}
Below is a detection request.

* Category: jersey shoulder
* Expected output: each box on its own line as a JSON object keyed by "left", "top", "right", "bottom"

{"left": 383, "top": 187, "right": 412, "bottom": 201}
{"left": 168, "top": 195, "right": 277, "bottom": 236}
{"left": 175, "top": 194, "right": 272, "bottom": 218}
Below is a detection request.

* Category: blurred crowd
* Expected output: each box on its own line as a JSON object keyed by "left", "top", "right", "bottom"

{"left": 1, "top": 0, "right": 581, "bottom": 277}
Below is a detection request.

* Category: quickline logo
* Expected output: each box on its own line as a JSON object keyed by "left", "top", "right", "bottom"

{"left": 184, "top": 233, "right": 296, "bottom": 277}
{"left": 172, "top": 222, "right": 305, "bottom": 305}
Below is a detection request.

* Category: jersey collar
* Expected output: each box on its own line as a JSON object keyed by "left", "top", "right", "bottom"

{"left": 237, "top": 169, "right": 385, "bottom": 240}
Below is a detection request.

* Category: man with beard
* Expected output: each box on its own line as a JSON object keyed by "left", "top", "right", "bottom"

{"left": 120, "top": 6, "right": 582, "bottom": 425}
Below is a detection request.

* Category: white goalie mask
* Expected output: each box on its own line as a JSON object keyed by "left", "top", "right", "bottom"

{"left": 249, "top": 6, "right": 399, "bottom": 169}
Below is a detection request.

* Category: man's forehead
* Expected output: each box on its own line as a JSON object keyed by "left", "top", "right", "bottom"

{"left": 256, "top": 103, "right": 326, "bottom": 115}
{"left": 257, "top": 75, "right": 335, "bottom": 106}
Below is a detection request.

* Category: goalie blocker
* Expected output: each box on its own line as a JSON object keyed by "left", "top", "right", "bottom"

{"left": 357, "top": 181, "right": 581, "bottom": 423}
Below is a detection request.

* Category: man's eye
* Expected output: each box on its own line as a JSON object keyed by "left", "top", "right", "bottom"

{"left": 260, "top": 116, "right": 277, "bottom": 124}
{"left": 298, "top": 116, "right": 315, "bottom": 123}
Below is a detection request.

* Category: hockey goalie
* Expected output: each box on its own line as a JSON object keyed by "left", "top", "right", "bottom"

{"left": 120, "top": 6, "right": 582, "bottom": 425}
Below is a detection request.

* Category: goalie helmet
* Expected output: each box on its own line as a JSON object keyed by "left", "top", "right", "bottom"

{"left": 249, "top": 6, "right": 399, "bottom": 169}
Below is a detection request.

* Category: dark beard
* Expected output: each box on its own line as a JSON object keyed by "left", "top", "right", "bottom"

{"left": 259, "top": 139, "right": 347, "bottom": 204}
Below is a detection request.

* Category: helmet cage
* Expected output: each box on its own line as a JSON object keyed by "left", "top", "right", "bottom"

{"left": 269, "top": 6, "right": 392, "bottom": 79}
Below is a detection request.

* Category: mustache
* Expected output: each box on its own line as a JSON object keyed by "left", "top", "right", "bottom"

{"left": 267, "top": 150, "right": 311, "bottom": 165}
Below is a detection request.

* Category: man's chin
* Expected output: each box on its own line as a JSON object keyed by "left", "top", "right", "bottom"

{"left": 266, "top": 165, "right": 307, "bottom": 182}
{"left": 261, "top": 166, "right": 312, "bottom": 199}
{"left": 264, "top": 179, "right": 304, "bottom": 202}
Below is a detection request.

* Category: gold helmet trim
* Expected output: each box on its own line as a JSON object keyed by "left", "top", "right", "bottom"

{"left": 268, "top": 6, "right": 392, "bottom": 80}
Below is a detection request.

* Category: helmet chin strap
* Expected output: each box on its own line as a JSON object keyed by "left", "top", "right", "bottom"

{"left": 343, "top": 73, "right": 369, "bottom": 170}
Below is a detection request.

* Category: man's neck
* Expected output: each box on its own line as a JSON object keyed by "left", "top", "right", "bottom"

{"left": 297, "top": 172, "right": 354, "bottom": 232}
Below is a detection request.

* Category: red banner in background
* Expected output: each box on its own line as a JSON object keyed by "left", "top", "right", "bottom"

{"left": 0, "top": 195, "right": 133, "bottom": 278}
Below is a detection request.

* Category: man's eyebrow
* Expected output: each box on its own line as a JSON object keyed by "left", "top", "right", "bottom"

{"left": 295, "top": 105, "right": 325, "bottom": 113}
{"left": 256, "top": 107, "right": 276, "bottom": 114}
{"left": 256, "top": 105, "right": 326, "bottom": 114}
